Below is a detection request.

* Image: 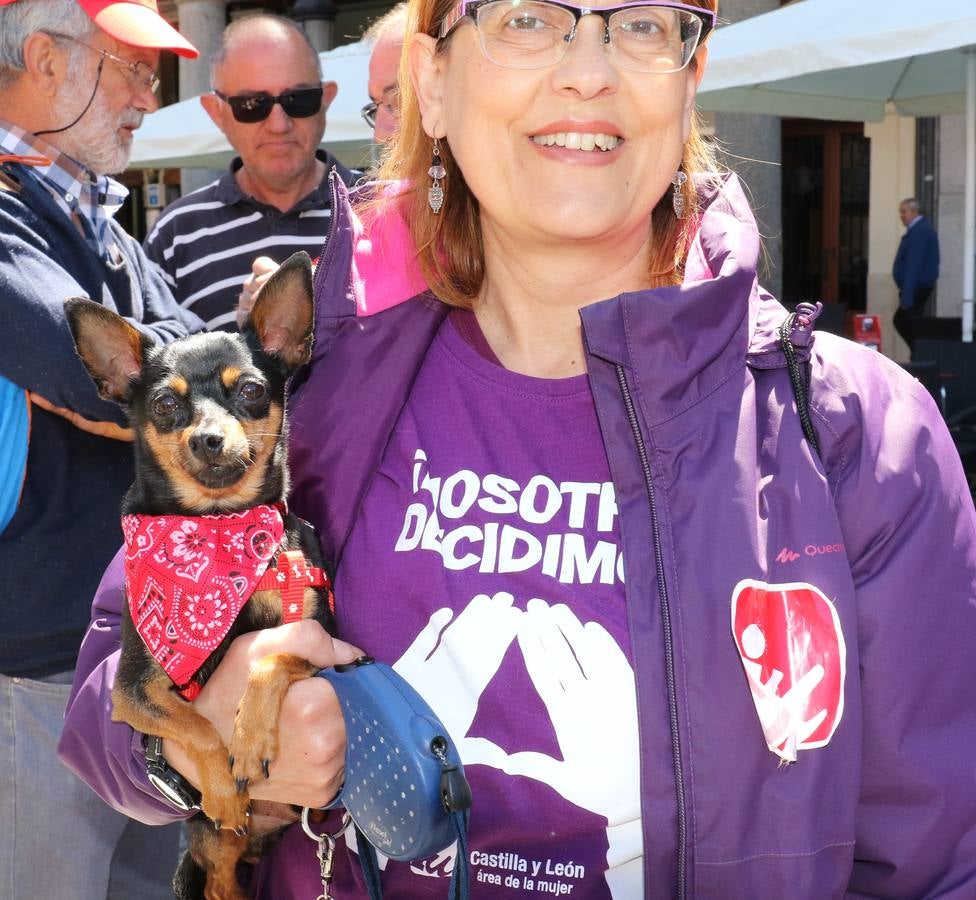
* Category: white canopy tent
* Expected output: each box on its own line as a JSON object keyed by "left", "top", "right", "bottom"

{"left": 696, "top": 0, "right": 976, "bottom": 340}
{"left": 128, "top": 40, "right": 374, "bottom": 171}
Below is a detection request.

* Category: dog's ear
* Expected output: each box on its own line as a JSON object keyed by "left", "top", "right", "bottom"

{"left": 64, "top": 298, "right": 151, "bottom": 404}
{"left": 246, "top": 251, "right": 314, "bottom": 371}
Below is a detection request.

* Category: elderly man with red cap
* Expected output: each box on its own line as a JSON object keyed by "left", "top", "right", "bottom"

{"left": 0, "top": 1, "right": 202, "bottom": 896}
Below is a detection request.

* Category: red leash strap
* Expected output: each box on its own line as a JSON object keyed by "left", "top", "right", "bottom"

{"left": 255, "top": 550, "right": 332, "bottom": 622}
{"left": 0, "top": 153, "right": 52, "bottom": 167}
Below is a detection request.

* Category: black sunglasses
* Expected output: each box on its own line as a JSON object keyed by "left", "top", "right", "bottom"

{"left": 213, "top": 87, "right": 324, "bottom": 123}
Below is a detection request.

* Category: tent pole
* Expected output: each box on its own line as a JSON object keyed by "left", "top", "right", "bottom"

{"left": 963, "top": 48, "right": 976, "bottom": 342}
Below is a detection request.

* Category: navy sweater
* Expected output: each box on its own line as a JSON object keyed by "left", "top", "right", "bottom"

{"left": 0, "top": 162, "right": 203, "bottom": 677}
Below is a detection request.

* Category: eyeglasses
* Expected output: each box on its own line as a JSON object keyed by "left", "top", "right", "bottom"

{"left": 438, "top": 0, "right": 715, "bottom": 74}
{"left": 46, "top": 32, "right": 160, "bottom": 93}
{"left": 360, "top": 89, "right": 400, "bottom": 129}
{"left": 213, "top": 87, "right": 324, "bottom": 124}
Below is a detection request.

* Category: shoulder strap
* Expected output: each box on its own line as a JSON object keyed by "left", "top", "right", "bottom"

{"left": 778, "top": 302, "right": 822, "bottom": 459}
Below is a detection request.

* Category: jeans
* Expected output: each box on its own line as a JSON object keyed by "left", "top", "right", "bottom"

{"left": 0, "top": 670, "right": 181, "bottom": 900}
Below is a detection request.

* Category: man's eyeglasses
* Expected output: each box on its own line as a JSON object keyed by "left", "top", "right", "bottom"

{"left": 45, "top": 32, "right": 160, "bottom": 93}
{"left": 213, "top": 88, "right": 324, "bottom": 124}
{"left": 437, "top": 0, "right": 715, "bottom": 75}
{"left": 360, "top": 90, "right": 400, "bottom": 129}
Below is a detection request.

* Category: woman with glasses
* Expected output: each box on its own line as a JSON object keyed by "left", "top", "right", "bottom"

{"left": 62, "top": 0, "right": 976, "bottom": 897}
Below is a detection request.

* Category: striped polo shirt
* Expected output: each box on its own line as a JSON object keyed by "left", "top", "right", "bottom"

{"left": 144, "top": 150, "right": 360, "bottom": 331}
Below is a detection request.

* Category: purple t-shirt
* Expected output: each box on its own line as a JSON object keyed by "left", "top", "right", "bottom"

{"left": 316, "top": 313, "right": 642, "bottom": 898}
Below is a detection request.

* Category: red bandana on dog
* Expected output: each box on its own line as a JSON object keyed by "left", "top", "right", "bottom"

{"left": 121, "top": 505, "right": 285, "bottom": 699}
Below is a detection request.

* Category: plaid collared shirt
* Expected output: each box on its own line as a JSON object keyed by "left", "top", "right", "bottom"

{"left": 0, "top": 118, "right": 128, "bottom": 263}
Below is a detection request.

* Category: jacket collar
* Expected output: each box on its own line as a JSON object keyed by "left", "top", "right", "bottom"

{"left": 315, "top": 170, "right": 793, "bottom": 428}
{"left": 293, "top": 171, "right": 801, "bottom": 563}
{"left": 581, "top": 173, "right": 791, "bottom": 425}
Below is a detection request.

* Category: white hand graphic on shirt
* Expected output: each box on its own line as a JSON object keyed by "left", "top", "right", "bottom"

{"left": 395, "top": 595, "right": 640, "bottom": 898}
{"left": 497, "top": 600, "right": 639, "bottom": 821}
{"left": 349, "top": 593, "right": 521, "bottom": 876}
{"left": 506, "top": 600, "right": 642, "bottom": 900}
{"left": 394, "top": 591, "right": 522, "bottom": 753}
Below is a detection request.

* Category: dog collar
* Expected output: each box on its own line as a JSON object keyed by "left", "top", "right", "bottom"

{"left": 255, "top": 549, "right": 331, "bottom": 624}
{"left": 121, "top": 505, "right": 287, "bottom": 699}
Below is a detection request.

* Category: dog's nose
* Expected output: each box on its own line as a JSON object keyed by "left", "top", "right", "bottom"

{"left": 189, "top": 429, "right": 225, "bottom": 462}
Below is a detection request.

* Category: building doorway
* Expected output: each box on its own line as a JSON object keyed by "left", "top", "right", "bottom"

{"left": 781, "top": 120, "right": 870, "bottom": 317}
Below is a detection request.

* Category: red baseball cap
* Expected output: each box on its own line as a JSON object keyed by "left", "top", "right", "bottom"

{"left": 0, "top": 0, "right": 199, "bottom": 58}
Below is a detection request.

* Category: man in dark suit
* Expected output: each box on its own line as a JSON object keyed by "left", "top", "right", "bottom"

{"left": 892, "top": 198, "right": 940, "bottom": 352}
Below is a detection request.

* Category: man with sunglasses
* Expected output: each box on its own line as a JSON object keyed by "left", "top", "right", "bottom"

{"left": 0, "top": 0, "right": 204, "bottom": 898}
{"left": 144, "top": 14, "right": 361, "bottom": 332}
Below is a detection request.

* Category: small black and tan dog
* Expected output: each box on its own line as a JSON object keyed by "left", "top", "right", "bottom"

{"left": 65, "top": 252, "right": 334, "bottom": 900}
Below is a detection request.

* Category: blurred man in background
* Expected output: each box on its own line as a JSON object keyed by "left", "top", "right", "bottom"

{"left": 361, "top": 2, "right": 407, "bottom": 143}
{"left": 892, "top": 197, "right": 940, "bottom": 353}
{"left": 0, "top": 0, "right": 201, "bottom": 895}
{"left": 144, "top": 14, "right": 360, "bottom": 331}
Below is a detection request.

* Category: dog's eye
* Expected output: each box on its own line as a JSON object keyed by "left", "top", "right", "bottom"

{"left": 152, "top": 395, "right": 178, "bottom": 417}
{"left": 239, "top": 381, "right": 266, "bottom": 402}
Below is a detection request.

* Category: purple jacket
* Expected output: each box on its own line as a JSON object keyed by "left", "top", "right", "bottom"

{"left": 60, "top": 174, "right": 976, "bottom": 898}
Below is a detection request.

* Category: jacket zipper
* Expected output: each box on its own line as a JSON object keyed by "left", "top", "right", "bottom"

{"left": 615, "top": 364, "right": 688, "bottom": 899}
{"left": 320, "top": 170, "right": 343, "bottom": 278}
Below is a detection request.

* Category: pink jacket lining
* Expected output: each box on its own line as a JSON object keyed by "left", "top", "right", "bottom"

{"left": 351, "top": 198, "right": 714, "bottom": 318}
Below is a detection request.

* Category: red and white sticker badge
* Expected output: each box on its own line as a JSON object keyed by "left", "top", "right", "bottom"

{"left": 731, "top": 579, "right": 847, "bottom": 763}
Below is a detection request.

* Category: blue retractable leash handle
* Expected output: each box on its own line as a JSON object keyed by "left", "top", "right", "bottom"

{"left": 316, "top": 657, "right": 472, "bottom": 900}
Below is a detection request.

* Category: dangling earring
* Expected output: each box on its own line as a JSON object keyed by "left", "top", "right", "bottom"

{"left": 428, "top": 138, "right": 446, "bottom": 214}
{"left": 671, "top": 169, "right": 688, "bottom": 219}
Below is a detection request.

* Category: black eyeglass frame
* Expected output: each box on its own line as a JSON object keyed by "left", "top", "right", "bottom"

{"left": 45, "top": 31, "right": 160, "bottom": 93}
{"left": 213, "top": 87, "right": 325, "bottom": 124}
{"left": 360, "top": 89, "right": 400, "bottom": 129}
{"left": 361, "top": 101, "right": 379, "bottom": 129}
{"left": 437, "top": 0, "right": 715, "bottom": 71}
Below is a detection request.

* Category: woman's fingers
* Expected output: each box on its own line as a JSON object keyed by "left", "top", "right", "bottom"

{"left": 229, "top": 619, "right": 362, "bottom": 671}
{"left": 194, "top": 622, "right": 361, "bottom": 735}
{"left": 246, "top": 675, "right": 348, "bottom": 808}
{"left": 162, "top": 622, "right": 362, "bottom": 809}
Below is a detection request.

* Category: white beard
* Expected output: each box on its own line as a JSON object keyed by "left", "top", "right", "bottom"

{"left": 51, "top": 83, "right": 143, "bottom": 176}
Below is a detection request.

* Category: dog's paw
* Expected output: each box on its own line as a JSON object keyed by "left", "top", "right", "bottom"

{"left": 227, "top": 727, "right": 278, "bottom": 792}
{"left": 200, "top": 784, "right": 251, "bottom": 837}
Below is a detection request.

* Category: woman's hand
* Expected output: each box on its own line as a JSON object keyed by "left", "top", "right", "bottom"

{"left": 236, "top": 256, "right": 280, "bottom": 329}
{"left": 162, "top": 620, "right": 362, "bottom": 811}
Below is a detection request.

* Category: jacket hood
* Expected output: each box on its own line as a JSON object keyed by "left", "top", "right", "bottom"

{"left": 690, "top": 173, "right": 797, "bottom": 361}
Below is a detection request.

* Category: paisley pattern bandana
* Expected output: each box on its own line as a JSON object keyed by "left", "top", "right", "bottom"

{"left": 121, "top": 505, "right": 285, "bottom": 699}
